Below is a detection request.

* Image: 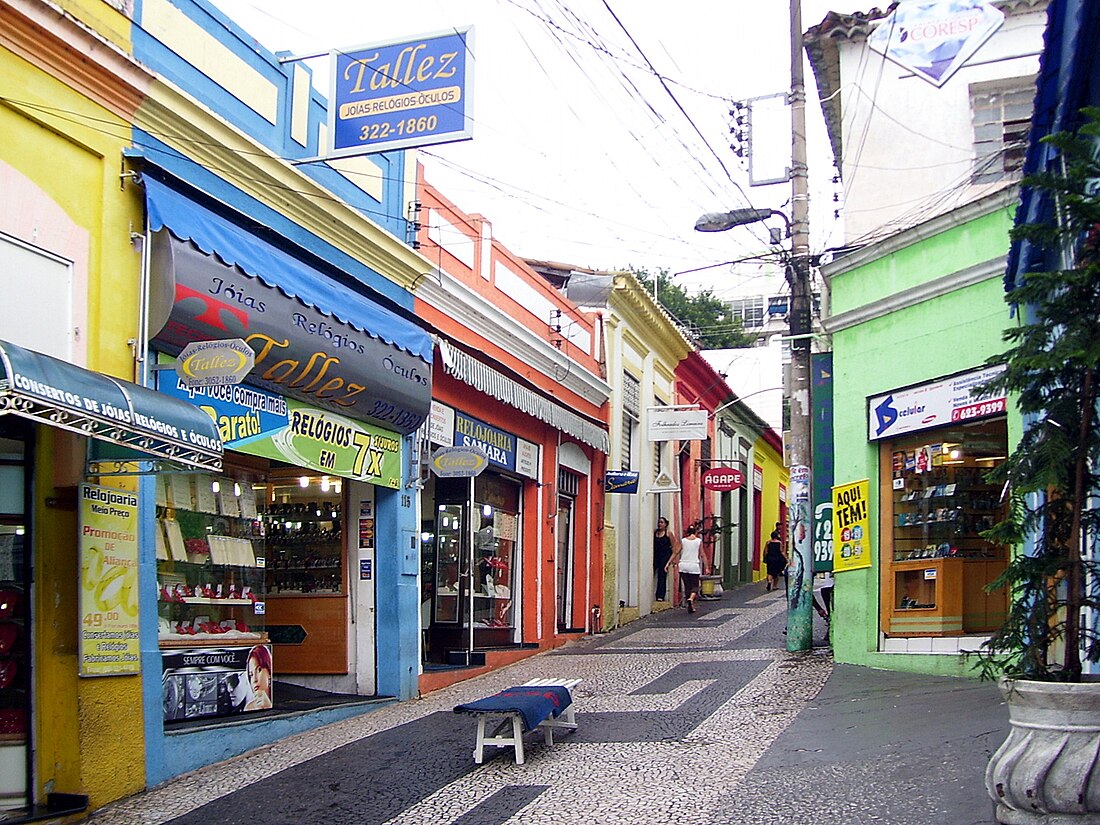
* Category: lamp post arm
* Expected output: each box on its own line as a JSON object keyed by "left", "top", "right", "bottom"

{"left": 710, "top": 386, "right": 785, "bottom": 419}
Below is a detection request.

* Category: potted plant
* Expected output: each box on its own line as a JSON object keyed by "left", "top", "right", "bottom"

{"left": 975, "top": 108, "right": 1100, "bottom": 823}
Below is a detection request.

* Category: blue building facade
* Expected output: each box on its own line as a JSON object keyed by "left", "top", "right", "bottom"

{"left": 126, "top": 0, "right": 435, "bottom": 784}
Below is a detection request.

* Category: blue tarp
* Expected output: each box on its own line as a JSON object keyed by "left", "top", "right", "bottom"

{"left": 1006, "top": 0, "right": 1100, "bottom": 288}
{"left": 143, "top": 177, "right": 432, "bottom": 364}
{"left": 454, "top": 685, "right": 573, "bottom": 731}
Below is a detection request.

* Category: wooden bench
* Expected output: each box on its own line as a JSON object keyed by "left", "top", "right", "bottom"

{"left": 456, "top": 678, "right": 581, "bottom": 765}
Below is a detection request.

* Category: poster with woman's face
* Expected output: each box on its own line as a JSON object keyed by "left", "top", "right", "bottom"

{"left": 161, "top": 645, "right": 273, "bottom": 722}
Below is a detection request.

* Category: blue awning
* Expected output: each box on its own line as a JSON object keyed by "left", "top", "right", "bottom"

{"left": 0, "top": 339, "right": 222, "bottom": 471}
{"left": 143, "top": 177, "right": 432, "bottom": 364}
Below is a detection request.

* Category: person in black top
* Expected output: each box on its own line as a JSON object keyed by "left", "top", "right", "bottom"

{"left": 764, "top": 528, "right": 787, "bottom": 592}
{"left": 653, "top": 517, "right": 677, "bottom": 601}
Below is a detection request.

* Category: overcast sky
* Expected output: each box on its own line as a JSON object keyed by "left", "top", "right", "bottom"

{"left": 211, "top": 0, "right": 856, "bottom": 298}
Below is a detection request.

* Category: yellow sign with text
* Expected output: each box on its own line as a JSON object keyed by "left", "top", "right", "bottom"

{"left": 78, "top": 483, "right": 141, "bottom": 676}
{"left": 832, "top": 479, "right": 872, "bottom": 573}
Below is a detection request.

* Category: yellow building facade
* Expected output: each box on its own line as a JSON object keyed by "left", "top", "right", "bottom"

{"left": 0, "top": 0, "right": 155, "bottom": 813}
{"left": 752, "top": 432, "right": 789, "bottom": 581}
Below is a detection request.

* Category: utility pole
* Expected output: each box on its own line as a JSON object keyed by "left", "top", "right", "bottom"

{"left": 786, "top": 0, "right": 814, "bottom": 652}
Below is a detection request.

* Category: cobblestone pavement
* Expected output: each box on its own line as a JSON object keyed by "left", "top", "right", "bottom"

{"left": 86, "top": 583, "right": 1007, "bottom": 825}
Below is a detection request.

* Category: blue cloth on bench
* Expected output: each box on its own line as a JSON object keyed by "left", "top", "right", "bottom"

{"left": 454, "top": 685, "right": 572, "bottom": 731}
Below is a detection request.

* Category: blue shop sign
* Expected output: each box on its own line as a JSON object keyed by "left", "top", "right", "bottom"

{"left": 605, "top": 470, "right": 639, "bottom": 494}
{"left": 453, "top": 411, "right": 515, "bottom": 472}
{"left": 157, "top": 371, "right": 289, "bottom": 447}
{"left": 328, "top": 28, "right": 474, "bottom": 157}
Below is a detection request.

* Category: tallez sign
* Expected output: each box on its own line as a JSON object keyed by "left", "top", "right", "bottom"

{"left": 175, "top": 339, "right": 254, "bottom": 389}
{"left": 430, "top": 445, "right": 489, "bottom": 478}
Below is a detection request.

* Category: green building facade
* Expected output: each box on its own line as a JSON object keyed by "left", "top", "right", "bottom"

{"left": 824, "top": 189, "right": 1022, "bottom": 676}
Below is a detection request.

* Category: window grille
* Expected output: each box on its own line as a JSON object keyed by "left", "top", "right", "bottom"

{"left": 558, "top": 468, "right": 579, "bottom": 497}
{"left": 621, "top": 413, "right": 634, "bottom": 470}
{"left": 623, "top": 372, "right": 640, "bottom": 417}
{"left": 971, "top": 79, "right": 1034, "bottom": 184}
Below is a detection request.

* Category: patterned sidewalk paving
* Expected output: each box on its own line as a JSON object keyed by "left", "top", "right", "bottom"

{"left": 85, "top": 584, "right": 1003, "bottom": 825}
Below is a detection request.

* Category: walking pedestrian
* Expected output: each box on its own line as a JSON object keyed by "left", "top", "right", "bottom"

{"left": 763, "top": 529, "right": 787, "bottom": 593}
{"left": 652, "top": 517, "right": 677, "bottom": 601}
{"left": 813, "top": 571, "right": 834, "bottom": 622}
{"left": 669, "top": 523, "right": 703, "bottom": 613}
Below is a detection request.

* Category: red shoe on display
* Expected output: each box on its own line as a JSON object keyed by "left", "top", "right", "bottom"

{"left": 0, "top": 589, "right": 20, "bottom": 619}
{"left": 0, "top": 623, "right": 16, "bottom": 656}
{"left": 0, "top": 659, "right": 17, "bottom": 690}
{"left": 0, "top": 709, "right": 26, "bottom": 736}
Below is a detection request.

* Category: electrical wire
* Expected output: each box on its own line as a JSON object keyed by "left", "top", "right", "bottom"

{"left": 846, "top": 146, "right": 1020, "bottom": 247}
{"left": 595, "top": 0, "right": 772, "bottom": 248}
{"left": 837, "top": 17, "right": 892, "bottom": 202}
{"left": 0, "top": 94, "right": 413, "bottom": 228}
{"left": 136, "top": 0, "right": 807, "bottom": 278}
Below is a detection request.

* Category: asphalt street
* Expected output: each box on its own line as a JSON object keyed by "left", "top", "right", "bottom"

{"left": 87, "top": 582, "right": 1008, "bottom": 825}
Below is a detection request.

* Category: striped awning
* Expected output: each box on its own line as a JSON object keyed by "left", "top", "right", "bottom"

{"left": 438, "top": 341, "right": 608, "bottom": 453}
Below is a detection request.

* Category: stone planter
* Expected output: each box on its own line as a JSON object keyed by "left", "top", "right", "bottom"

{"left": 987, "top": 678, "right": 1100, "bottom": 823}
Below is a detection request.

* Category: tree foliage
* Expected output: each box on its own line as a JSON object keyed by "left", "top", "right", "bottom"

{"left": 630, "top": 266, "right": 755, "bottom": 349}
{"left": 973, "top": 109, "right": 1100, "bottom": 682}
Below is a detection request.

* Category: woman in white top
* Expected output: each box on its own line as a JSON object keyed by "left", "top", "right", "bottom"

{"left": 668, "top": 524, "right": 703, "bottom": 613}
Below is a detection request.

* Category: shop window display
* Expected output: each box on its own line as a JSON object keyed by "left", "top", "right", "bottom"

{"left": 474, "top": 505, "right": 516, "bottom": 630}
{"left": 256, "top": 470, "right": 347, "bottom": 675}
{"left": 157, "top": 464, "right": 346, "bottom": 717}
{"left": 155, "top": 471, "right": 267, "bottom": 648}
{"left": 0, "top": 524, "right": 26, "bottom": 810}
{"left": 430, "top": 503, "right": 515, "bottom": 629}
{"left": 156, "top": 469, "right": 271, "bottom": 722}
{"left": 884, "top": 418, "right": 1009, "bottom": 637}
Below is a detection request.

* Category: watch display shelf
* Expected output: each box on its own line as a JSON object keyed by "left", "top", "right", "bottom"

{"left": 261, "top": 507, "right": 343, "bottom": 595}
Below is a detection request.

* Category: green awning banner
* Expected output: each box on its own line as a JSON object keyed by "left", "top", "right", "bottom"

{"left": 0, "top": 339, "right": 222, "bottom": 471}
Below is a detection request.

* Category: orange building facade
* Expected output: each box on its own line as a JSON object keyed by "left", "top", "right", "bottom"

{"left": 413, "top": 168, "right": 610, "bottom": 691}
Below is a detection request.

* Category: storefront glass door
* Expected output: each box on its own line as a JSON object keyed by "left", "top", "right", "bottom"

{"left": 556, "top": 497, "right": 574, "bottom": 630}
{"left": 433, "top": 503, "right": 464, "bottom": 625}
{"left": 0, "top": 426, "right": 28, "bottom": 814}
{"left": 425, "top": 475, "right": 521, "bottom": 664}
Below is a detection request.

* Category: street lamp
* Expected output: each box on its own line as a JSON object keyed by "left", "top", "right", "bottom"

{"left": 694, "top": 204, "right": 814, "bottom": 653}
{"left": 693, "top": 209, "right": 790, "bottom": 235}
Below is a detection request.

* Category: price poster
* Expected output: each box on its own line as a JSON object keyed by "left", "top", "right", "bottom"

{"left": 832, "top": 479, "right": 872, "bottom": 573}
{"left": 78, "top": 484, "right": 140, "bottom": 676}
